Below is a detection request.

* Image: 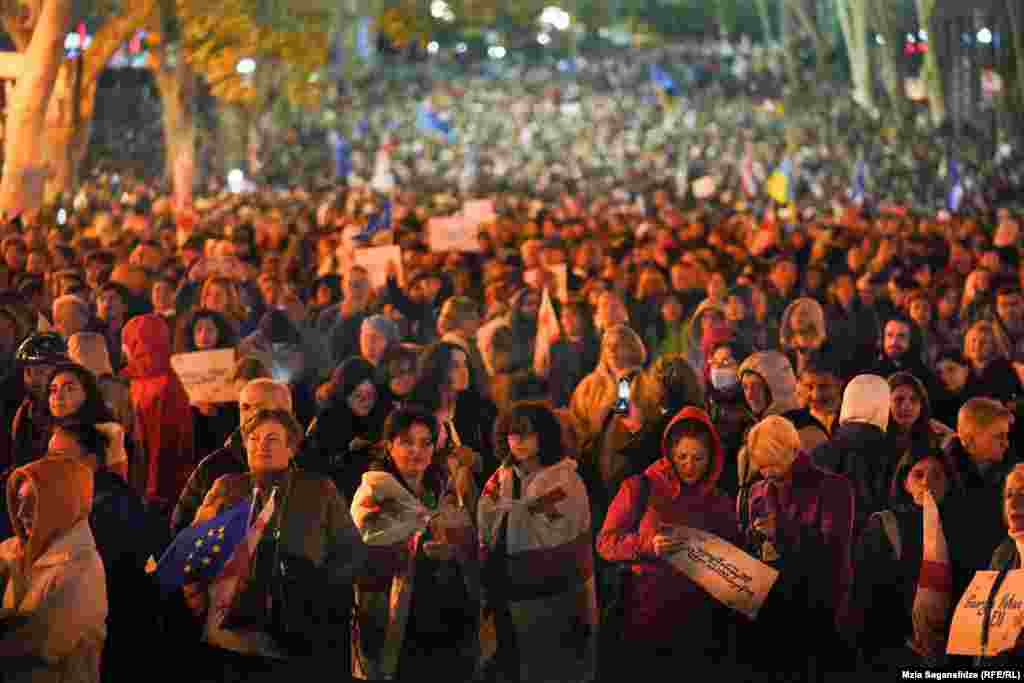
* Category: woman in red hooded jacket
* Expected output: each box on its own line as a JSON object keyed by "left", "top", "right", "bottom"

{"left": 121, "top": 314, "right": 195, "bottom": 514}
{"left": 596, "top": 406, "right": 740, "bottom": 675}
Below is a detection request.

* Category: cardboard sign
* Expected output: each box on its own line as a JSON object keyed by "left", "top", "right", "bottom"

{"left": 947, "top": 570, "right": 1024, "bottom": 656}
{"left": 353, "top": 245, "right": 402, "bottom": 291}
{"left": 427, "top": 215, "right": 482, "bottom": 253}
{"left": 170, "top": 349, "right": 238, "bottom": 404}
{"left": 463, "top": 199, "right": 497, "bottom": 227}
{"left": 664, "top": 526, "right": 779, "bottom": 619}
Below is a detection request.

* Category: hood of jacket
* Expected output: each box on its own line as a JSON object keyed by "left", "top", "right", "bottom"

{"left": 68, "top": 331, "right": 115, "bottom": 377}
{"left": 839, "top": 374, "right": 891, "bottom": 432}
{"left": 6, "top": 456, "right": 94, "bottom": 569}
{"left": 738, "top": 350, "right": 800, "bottom": 417}
{"left": 687, "top": 300, "right": 725, "bottom": 347}
{"left": 122, "top": 314, "right": 173, "bottom": 379}
{"left": 780, "top": 297, "right": 827, "bottom": 350}
{"left": 657, "top": 406, "right": 724, "bottom": 496}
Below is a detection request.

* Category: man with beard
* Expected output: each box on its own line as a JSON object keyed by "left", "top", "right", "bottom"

{"left": 995, "top": 285, "right": 1024, "bottom": 358}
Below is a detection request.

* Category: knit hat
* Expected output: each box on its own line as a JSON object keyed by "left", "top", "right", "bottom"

{"left": 361, "top": 314, "right": 400, "bottom": 345}
{"left": 746, "top": 415, "right": 801, "bottom": 474}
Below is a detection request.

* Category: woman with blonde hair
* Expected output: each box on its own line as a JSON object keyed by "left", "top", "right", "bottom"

{"left": 197, "top": 276, "right": 249, "bottom": 336}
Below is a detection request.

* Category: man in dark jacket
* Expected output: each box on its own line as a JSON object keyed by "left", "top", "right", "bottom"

{"left": 171, "top": 379, "right": 295, "bottom": 534}
{"left": 811, "top": 374, "right": 893, "bottom": 539}
{"left": 944, "top": 398, "right": 1016, "bottom": 599}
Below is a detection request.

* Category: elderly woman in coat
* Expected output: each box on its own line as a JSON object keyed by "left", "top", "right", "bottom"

{"left": 188, "top": 408, "right": 367, "bottom": 680}
{"left": 0, "top": 456, "right": 107, "bottom": 683}
{"left": 350, "top": 405, "right": 480, "bottom": 681}
{"left": 479, "top": 401, "right": 597, "bottom": 683}
{"left": 597, "top": 407, "right": 739, "bottom": 675}
{"left": 739, "top": 415, "right": 856, "bottom": 681}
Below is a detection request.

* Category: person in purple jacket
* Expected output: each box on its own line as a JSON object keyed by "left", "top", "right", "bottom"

{"left": 739, "top": 415, "right": 857, "bottom": 681}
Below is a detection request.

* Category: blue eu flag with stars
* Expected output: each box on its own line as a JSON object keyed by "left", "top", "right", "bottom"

{"left": 153, "top": 499, "right": 252, "bottom": 593}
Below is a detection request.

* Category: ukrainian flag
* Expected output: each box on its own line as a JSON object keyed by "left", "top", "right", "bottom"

{"left": 766, "top": 159, "right": 793, "bottom": 205}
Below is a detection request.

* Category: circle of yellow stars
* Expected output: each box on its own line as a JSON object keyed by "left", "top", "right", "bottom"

{"left": 184, "top": 525, "right": 226, "bottom": 575}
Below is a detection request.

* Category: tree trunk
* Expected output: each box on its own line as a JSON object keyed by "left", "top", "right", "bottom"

{"left": 42, "top": 60, "right": 94, "bottom": 199}
{"left": 836, "top": 0, "right": 876, "bottom": 112}
{"left": 754, "top": 0, "right": 775, "bottom": 44}
{"left": 916, "top": 0, "right": 946, "bottom": 125}
{"left": 871, "top": 0, "right": 908, "bottom": 120}
{"left": 152, "top": 48, "right": 198, "bottom": 210}
{"left": 1005, "top": 0, "right": 1024, "bottom": 137}
{"left": 0, "top": 0, "right": 72, "bottom": 220}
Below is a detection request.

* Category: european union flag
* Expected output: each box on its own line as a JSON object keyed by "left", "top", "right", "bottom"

{"left": 416, "top": 103, "right": 454, "bottom": 143}
{"left": 650, "top": 64, "right": 679, "bottom": 97}
{"left": 330, "top": 131, "right": 351, "bottom": 180}
{"left": 947, "top": 157, "right": 964, "bottom": 212}
{"left": 356, "top": 198, "right": 391, "bottom": 242}
{"left": 153, "top": 499, "right": 252, "bottom": 594}
{"left": 849, "top": 157, "right": 867, "bottom": 203}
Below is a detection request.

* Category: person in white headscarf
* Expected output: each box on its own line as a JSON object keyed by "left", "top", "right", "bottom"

{"left": 811, "top": 374, "right": 894, "bottom": 538}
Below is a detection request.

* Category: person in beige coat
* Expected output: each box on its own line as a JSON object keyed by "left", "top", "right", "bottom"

{"left": 0, "top": 456, "right": 108, "bottom": 683}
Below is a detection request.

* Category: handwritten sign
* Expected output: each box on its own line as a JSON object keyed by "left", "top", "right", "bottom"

{"left": 170, "top": 349, "right": 238, "bottom": 404}
{"left": 427, "top": 215, "right": 482, "bottom": 253}
{"left": 463, "top": 199, "right": 497, "bottom": 227}
{"left": 665, "top": 526, "right": 779, "bottom": 619}
{"left": 947, "top": 570, "right": 1024, "bottom": 656}
{"left": 353, "top": 245, "right": 402, "bottom": 291}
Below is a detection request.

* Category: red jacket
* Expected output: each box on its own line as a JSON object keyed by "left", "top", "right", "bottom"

{"left": 122, "top": 314, "right": 195, "bottom": 508}
{"left": 596, "top": 407, "right": 738, "bottom": 643}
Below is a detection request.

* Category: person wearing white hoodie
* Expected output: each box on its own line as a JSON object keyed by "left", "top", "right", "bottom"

{"left": 811, "top": 374, "right": 894, "bottom": 539}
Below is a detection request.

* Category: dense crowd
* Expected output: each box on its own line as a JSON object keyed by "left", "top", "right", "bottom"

{"left": 2, "top": 40, "right": 1024, "bottom": 683}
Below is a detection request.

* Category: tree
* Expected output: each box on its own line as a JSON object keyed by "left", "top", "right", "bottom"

{"left": 0, "top": 0, "right": 71, "bottom": 219}
{"left": 836, "top": 0, "right": 876, "bottom": 112}
{"left": 2, "top": 0, "right": 158, "bottom": 203}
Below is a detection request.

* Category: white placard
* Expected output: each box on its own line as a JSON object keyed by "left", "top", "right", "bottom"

{"left": 463, "top": 198, "right": 497, "bottom": 227}
{"left": 170, "top": 349, "right": 238, "bottom": 404}
{"left": 947, "top": 569, "right": 1024, "bottom": 656}
{"left": 664, "top": 526, "right": 779, "bottom": 619}
{"left": 353, "top": 245, "right": 402, "bottom": 291}
{"left": 427, "top": 215, "right": 482, "bottom": 253}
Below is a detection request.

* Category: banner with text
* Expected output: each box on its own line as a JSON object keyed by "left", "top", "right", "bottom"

{"left": 170, "top": 349, "right": 239, "bottom": 404}
{"left": 354, "top": 245, "right": 403, "bottom": 291}
{"left": 665, "top": 525, "right": 779, "bottom": 620}
{"left": 947, "top": 569, "right": 1024, "bottom": 656}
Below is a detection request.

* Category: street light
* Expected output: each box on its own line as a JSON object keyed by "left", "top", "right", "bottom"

{"left": 427, "top": 41, "right": 440, "bottom": 54}
{"left": 540, "top": 7, "right": 571, "bottom": 32}
{"left": 538, "top": 32, "right": 551, "bottom": 46}
{"left": 488, "top": 45, "right": 506, "bottom": 60}
{"left": 977, "top": 27, "right": 993, "bottom": 44}
{"left": 236, "top": 58, "right": 256, "bottom": 75}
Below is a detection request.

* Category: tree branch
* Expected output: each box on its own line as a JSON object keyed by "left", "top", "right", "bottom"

{"left": 81, "top": 0, "right": 159, "bottom": 86}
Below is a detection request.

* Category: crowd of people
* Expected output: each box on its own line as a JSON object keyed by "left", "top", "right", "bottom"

{"left": 0, "top": 39, "right": 1024, "bottom": 683}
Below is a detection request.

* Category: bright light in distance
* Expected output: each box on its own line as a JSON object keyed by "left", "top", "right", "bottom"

{"left": 430, "top": 1, "right": 448, "bottom": 18}
{"left": 919, "top": 29, "right": 928, "bottom": 41}
{"left": 455, "top": 42, "right": 468, "bottom": 54}
{"left": 977, "top": 28, "right": 993, "bottom": 44}
{"left": 236, "top": 58, "right": 256, "bottom": 75}
{"left": 227, "top": 169, "right": 245, "bottom": 193}
{"left": 427, "top": 41, "right": 440, "bottom": 54}
{"left": 906, "top": 33, "right": 916, "bottom": 42}
{"left": 538, "top": 32, "right": 551, "bottom": 45}
{"left": 875, "top": 34, "right": 886, "bottom": 46}
{"left": 540, "top": 7, "right": 571, "bottom": 32}
{"left": 488, "top": 45, "right": 506, "bottom": 59}
{"left": 65, "top": 33, "right": 82, "bottom": 50}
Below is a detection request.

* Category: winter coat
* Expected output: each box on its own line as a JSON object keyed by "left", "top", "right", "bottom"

{"left": 811, "top": 375, "right": 895, "bottom": 538}
{"left": 478, "top": 457, "right": 598, "bottom": 682}
{"left": 122, "top": 314, "right": 196, "bottom": 510}
{"left": 597, "top": 408, "right": 738, "bottom": 651}
{"left": 350, "top": 460, "right": 479, "bottom": 680}
{"left": 0, "top": 457, "right": 107, "bottom": 683}
{"left": 738, "top": 451, "right": 856, "bottom": 676}
{"left": 943, "top": 437, "right": 1018, "bottom": 600}
{"left": 963, "top": 358, "right": 1022, "bottom": 404}
{"left": 10, "top": 397, "right": 55, "bottom": 469}
{"left": 170, "top": 430, "right": 246, "bottom": 536}
{"left": 195, "top": 467, "right": 368, "bottom": 661}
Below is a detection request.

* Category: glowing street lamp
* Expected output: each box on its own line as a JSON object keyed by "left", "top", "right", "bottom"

{"left": 236, "top": 58, "right": 256, "bottom": 75}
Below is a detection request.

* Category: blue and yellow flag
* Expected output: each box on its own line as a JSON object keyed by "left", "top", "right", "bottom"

{"left": 766, "top": 158, "right": 793, "bottom": 205}
{"left": 153, "top": 498, "right": 252, "bottom": 593}
{"left": 416, "top": 103, "right": 455, "bottom": 143}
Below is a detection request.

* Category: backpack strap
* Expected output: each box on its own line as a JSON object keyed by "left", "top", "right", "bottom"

{"left": 872, "top": 510, "right": 902, "bottom": 561}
